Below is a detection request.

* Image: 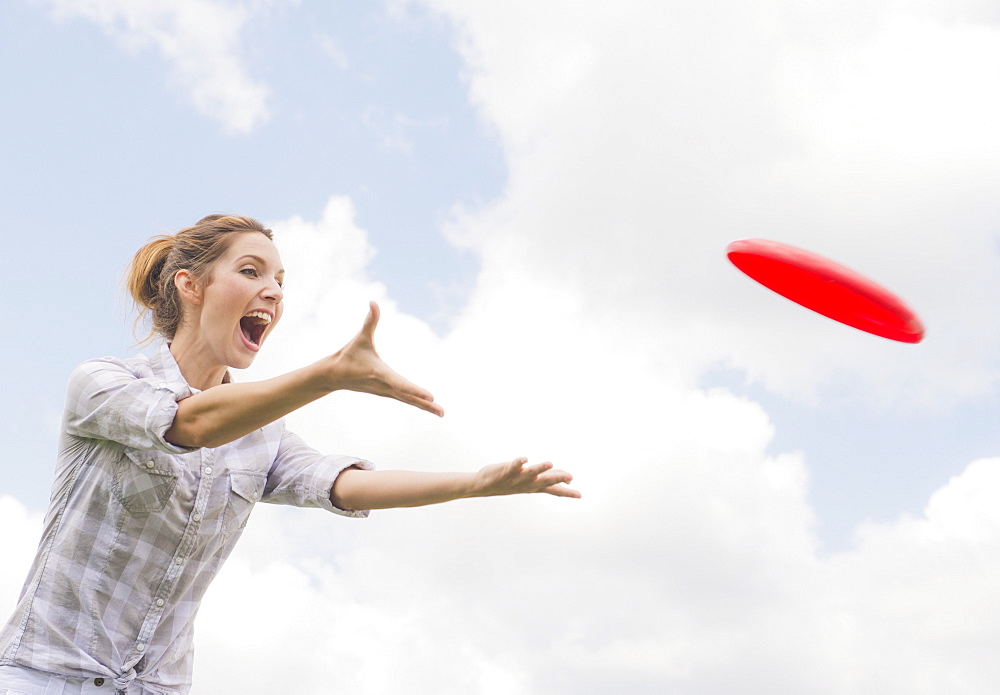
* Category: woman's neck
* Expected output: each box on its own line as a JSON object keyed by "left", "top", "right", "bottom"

{"left": 168, "top": 333, "right": 229, "bottom": 391}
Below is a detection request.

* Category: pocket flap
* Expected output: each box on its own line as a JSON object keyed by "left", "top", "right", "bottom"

{"left": 230, "top": 469, "right": 267, "bottom": 502}
{"left": 123, "top": 448, "right": 177, "bottom": 477}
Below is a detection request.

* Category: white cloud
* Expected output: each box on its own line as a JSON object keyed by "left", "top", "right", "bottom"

{"left": 421, "top": 0, "right": 1000, "bottom": 409}
{"left": 37, "top": 0, "right": 275, "bottom": 133}
{"left": 824, "top": 458, "right": 1000, "bottom": 692}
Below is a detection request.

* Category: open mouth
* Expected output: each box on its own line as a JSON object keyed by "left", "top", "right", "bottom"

{"left": 239, "top": 311, "right": 272, "bottom": 347}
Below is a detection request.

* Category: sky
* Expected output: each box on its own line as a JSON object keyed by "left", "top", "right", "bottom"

{"left": 4, "top": 0, "right": 1000, "bottom": 692}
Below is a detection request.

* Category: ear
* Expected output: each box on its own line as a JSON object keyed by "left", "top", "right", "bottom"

{"left": 174, "top": 269, "right": 203, "bottom": 306}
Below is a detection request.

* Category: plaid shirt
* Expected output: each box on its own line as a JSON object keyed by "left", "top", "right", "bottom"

{"left": 0, "top": 344, "right": 371, "bottom": 694}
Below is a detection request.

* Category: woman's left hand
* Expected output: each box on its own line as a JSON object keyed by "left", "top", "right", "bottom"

{"left": 472, "top": 457, "right": 581, "bottom": 498}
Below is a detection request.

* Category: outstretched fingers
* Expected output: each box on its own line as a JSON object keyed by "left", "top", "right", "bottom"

{"left": 396, "top": 384, "right": 445, "bottom": 417}
{"left": 521, "top": 459, "right": 581, "bottom": 498}
{"left": 539, "top": 469, "right": 581, "bottom": 498}
{"left": 385, "top": 369, "right": 444, "bottom": 417}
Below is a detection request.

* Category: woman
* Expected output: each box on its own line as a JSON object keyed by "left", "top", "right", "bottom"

{"left": 0, "top": 215, "right": 579, "bottom": 695}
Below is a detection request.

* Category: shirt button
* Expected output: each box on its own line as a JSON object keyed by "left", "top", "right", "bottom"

{"left": 193, "top": 513, "right": 202, "bottom": 522}
{"left": 157, "top": 382, "right": 167, "bottom": 389}
{"left": 252, "top": 491, "right": 260, "bottom": 501}
{"left": 204, "top": 466, "right": 214, "bottom": 475}
{"left": 145, "top": 461, "right": 155, "bottom": 469}
{"left": 175, "top": 557, "right": 183, "bottom": 565}
{"left": 156, "top": 598, "right": 165, "bottom": 607}
{"left": 136, "top": 643, "right": 145, "bottom": 652}
{"left": 94, "top": 678, "right": 105, "bottom": 686}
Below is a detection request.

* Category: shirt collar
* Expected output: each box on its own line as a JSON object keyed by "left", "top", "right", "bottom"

{"left": 153, "top": 342, "right": 187, "bottom": 385}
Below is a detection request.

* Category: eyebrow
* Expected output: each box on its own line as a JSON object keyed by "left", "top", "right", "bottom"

{"left": 237, "top": 255, "right": 285, "bottom": 275}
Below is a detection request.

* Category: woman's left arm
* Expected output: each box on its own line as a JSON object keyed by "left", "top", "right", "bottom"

{"left": 331, "top": 457, "right": 580, "bottom": 511}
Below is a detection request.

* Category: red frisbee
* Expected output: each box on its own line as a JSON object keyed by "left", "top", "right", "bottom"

{"left": 726, "top": 239, "right": 925, "bottom": 343}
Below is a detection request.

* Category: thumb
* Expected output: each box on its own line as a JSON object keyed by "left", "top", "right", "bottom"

{"left": 362, "top": 301, "right": 380, "bottom": 337}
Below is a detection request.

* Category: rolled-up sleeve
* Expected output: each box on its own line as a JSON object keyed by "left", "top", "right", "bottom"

{"left": 63, "top": 358, "right": 198, "bottom": 454}
{"left": 263, "top": 424, "right": 374, "bottom": 518}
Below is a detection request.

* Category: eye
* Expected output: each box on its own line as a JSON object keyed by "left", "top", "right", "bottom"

{"left": 240, "top": 267, "right": 259, "bottom": 278}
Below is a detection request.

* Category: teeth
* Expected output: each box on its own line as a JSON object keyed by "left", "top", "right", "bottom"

{"left": 243, "top": 310, "right": 272, "bottom": 324}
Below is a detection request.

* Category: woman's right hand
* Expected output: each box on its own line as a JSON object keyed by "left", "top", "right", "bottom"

{"left": 325, "top": 301, "right": 444, "bottom": 417}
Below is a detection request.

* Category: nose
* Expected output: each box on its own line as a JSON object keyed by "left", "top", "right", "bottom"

{"left": 262, "top": 278, "right": 283, "bottom": 303}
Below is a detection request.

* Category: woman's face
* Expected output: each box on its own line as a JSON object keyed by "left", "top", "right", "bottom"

{"left": 188, "top": 232, "right": 285, "bottom": 369}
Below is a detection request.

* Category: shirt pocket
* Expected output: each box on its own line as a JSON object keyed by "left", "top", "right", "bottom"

{"left": 114, "top": 449, "right": 180, "bottom": 514}
{"left": 223, "top": 469, "right": 267, "bottom": 538}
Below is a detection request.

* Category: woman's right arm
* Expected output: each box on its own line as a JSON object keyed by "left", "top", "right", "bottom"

{"left": 165, "top": 302, "right": 443, "bottom": 449}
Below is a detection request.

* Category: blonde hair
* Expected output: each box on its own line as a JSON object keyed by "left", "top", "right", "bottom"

{"left": 126, "top": 214, "right": 274, "bottom": 344}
